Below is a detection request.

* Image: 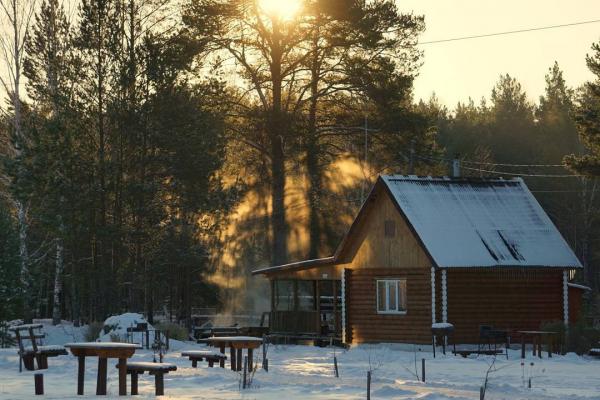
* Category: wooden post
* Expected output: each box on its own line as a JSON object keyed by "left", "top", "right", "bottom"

{"left": 131, "top": 372, "right": 139, "bottom": 395}
{"left": 77, "top": 355, "right": 85, "bottom": 395}
{"left": 145, "top": 330, "right": 150, "bottom": 349}
{"left": 219, "top": 344, "right": 225, "bottom": 368}
{"left": 421, "top": 358, "right": 425, "bottom": 382}
{"left": 155, "top": 373, "right": 164, "bottom": 396}
{"left": 563, "top": 270, "right": 569, "bottom": 327}
{"left": 366, "top": 371, "right": 371, "bottom": 400}
{"left": 243, "top": 356, "right": 248, "bottom": 389}
{"left": 480, "top": 386, "right": 484, "bottom": 400}
{"left": 118, "top": 358, "right": 127, "bottom": 396}
{"left": 262, "top": 337, "right": 267, "bottom": 371}
{"left": 230, "top": 347, "right": 236, "bottom": 371}
{"left": 248, "top": 348, "right": 253, "bottom": 371}
{"left": 192, "top": 359, "right": 197, "bottom": 368}
{"left": 264, "top": 358, "right": 269, "bottom": 372}
{"left": 34, "top": 373, "right": 43, "bottom": 395}
{"left": 96, "top": 357, "right": 108, "bottom": 395}
{"left": 521, "top": 334, "right": 525, "bottom": 359}
{"left": 334, "top": 356, "right": 339, "bottom": 378}
{"left": 442, "top": 335, "right": 446, "bottom": 355}
{"left": 236, "top": 349, "right": 242, "bottom": 371}
{"left": 15, "top": 329, "right": 23, "bottom": 372}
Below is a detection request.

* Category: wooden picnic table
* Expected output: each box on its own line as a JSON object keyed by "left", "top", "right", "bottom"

{"left": 517, "top": 331, "right": 558, "bottom": 359}
{"left": 204, "top": 336, "right": 262, "bottom": 372}
{"left": 64, "top": 342, "right": 141, "bottom": 396}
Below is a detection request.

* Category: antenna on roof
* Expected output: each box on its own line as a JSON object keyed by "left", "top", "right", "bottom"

{"left": 452, "top": 155, "right": 461, "bottom": 178}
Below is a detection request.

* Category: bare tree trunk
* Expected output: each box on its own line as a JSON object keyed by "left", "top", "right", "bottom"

{"left": 17, "top": 201, "right": 32, "bottom": 322}
{"left": 52, "top": 234, "right": 64, "bottom": 325}
{"left": 306, "top": 25, "right": 322, "bottom": 259}
{"left": 269, "top": 18, "right": 287, "bottom": 266}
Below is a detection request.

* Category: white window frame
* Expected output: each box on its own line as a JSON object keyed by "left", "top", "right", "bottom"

{"left": 376, "top": 279, "right": 407, "bottom": 315}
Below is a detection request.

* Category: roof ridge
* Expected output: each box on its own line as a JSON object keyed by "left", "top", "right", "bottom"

{"left": 382, "top": 174, "right": 522, "bottom": 182}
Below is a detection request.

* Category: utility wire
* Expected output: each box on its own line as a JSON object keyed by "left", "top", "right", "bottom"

{"left": 417, "top": 154, "right": 567, "bottom": 168}
{"left": 419, "top": 19, "right": 600, "bottom": 45}
{"left": 461, "top": 165, "right": 583, "bottom": 178}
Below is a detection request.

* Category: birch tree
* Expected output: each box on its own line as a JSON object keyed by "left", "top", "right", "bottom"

{"left": 0, "top": 0, "right": 37, "bottom": 322}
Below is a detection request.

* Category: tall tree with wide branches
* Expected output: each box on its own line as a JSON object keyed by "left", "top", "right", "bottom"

{"left": 182, "top": 0, "right": 425, "bottom": 264}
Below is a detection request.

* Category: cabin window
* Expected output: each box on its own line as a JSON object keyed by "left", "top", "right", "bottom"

{"left": 376, "top": 279, "right": 407, "bottom": 314}
{"left": 274, "top": 280, "right": 295, "bottom": 311}
{"left": 297, "top": 280, "right": 316, "bottom": 311}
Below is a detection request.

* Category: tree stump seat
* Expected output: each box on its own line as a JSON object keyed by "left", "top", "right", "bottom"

{"left": 116, "top": 361, "right": 177, "bottom": 396}
{"left": 182, "top": 350, "right": 227, "bottom": 368}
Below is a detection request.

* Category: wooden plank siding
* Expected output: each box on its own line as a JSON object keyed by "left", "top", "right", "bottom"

{"left": 337, "top": 187, "right": 431, "bottom": 270}
{"left": 446, "top": 268, "right": 564, "bottom": 343}
{"left": 271, "top": 311, "right": 320, "bottom": 334}
{"left": 347, "top": 268, "right": 432, "bottom": 344}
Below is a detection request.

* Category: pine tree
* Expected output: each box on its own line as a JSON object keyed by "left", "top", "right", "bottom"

{"left": 565, "top": 42, "right": 600, "bottom": 176}
{"left": 0, "top": 202, "right": 21, "bottom": 322}
{"left": 536, "top": 62, "right": 580, "bottom": 163}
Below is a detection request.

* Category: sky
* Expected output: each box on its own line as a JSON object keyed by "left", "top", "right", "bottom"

{"left": 397, "top": 0, "right": 600, "bottom": 107}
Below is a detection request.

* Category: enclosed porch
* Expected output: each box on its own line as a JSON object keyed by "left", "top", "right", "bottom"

{"left": 270, "top": 279, "right": 342, "bottom": 338}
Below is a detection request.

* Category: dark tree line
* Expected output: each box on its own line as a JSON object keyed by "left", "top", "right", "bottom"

{"left": 1, "top": 0, "right": 600, "bottom": 324}
{"left": 420, "top": 61, "right": 600, "bottom": 303}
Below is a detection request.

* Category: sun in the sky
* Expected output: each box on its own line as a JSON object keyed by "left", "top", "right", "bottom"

{"left": 257, "top": 0, "right": 302, "bottom": 21}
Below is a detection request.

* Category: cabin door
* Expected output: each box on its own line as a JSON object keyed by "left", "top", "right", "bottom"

{"left": 318, "top": 280, "right": 342, "bottom": 336}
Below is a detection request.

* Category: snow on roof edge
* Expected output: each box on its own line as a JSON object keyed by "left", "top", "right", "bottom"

{"left": 381, "top": 175, "right": 583, "bottom": 269}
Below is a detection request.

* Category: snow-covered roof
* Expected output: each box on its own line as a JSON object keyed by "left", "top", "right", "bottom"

{"left": 382, "top": 175, "right": 582, "bottom": 268}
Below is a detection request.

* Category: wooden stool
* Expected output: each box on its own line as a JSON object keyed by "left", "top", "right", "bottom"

{"left": 116, "top": 362, "right": 177, "bottom": 396}
{"left": 182, "top": 350, "right": 227, "bottom": 368}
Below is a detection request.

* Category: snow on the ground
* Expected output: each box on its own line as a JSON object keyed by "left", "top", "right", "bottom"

{"left": 96, "top": 313, "right": 188, "bottom": 351}
{"left": 7, "top": 318, "right": 88, "bottom": 345}
{"left": 1, "top": 318, "right": 599, "bottom": 399}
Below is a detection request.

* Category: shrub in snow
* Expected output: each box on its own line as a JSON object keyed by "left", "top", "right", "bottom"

{"left": 99, "top": 313, "right": 154, "bottom": 342}
{"left": 153, "top": 321, "right": 188, "bottom": 341}
{"left": 540, "top": 320, "right": 600, "bottom": 355}
{"left": 85, "top": 322, "right": 104, "bottom": 342}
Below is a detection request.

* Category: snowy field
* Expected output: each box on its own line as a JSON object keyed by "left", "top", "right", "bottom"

{"left": 1, "top": 320, "right": 600, "bottom": 399}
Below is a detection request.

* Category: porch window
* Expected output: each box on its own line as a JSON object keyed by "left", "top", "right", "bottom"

{"left": 376, "top": 279, "right": 407, "bottom": 314}
{"left": 297, "top": 280, "right": 316, "bottom": 311}
{"left": 274, "top": 280, "right": 295, "bottom": 311}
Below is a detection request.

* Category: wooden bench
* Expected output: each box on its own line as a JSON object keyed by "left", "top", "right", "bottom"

{"left": 10, "top": 324, "right": 67, "bottom": 372}
{"left": 116, "top": 362, "right": 177, "bottom": 396}
{"left": 453, "top": 349, "right": 505, "bottom": 358}
{"left": 182, "top": 350, "right": 227, "bottom": 368}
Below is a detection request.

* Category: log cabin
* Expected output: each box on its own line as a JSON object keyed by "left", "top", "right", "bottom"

{"left": 252, "top": 175, "right": 584, "bottom": 344}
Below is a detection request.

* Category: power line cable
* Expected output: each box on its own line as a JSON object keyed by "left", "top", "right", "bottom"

{"left": 461, "top": 165, "right": 583, "bottom": 178}
{"left": 419, "top": 19, "right": 600, "bottom": 45}
{"left": 417, "top": 154, "right": 567, "bottom": 168}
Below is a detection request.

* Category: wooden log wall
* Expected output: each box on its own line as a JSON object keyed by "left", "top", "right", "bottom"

{"left": 347, "top": 268, "right": 431, "bottom": 344}
{"left": 568, "top": 286, "right": 584, "bottom": 325}
{"left": 446, "top": 268, "right": 564, "bottom": 343}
